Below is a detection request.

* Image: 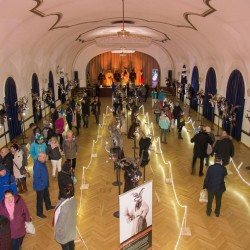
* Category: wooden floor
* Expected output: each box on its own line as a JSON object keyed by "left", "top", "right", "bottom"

{"left": 21, "top": 97, "right": 250, "bottom": 250}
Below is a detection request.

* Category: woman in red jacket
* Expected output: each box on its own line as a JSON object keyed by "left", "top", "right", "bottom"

{"left": 0, "top": 189, "right": 31, "bottom": 250}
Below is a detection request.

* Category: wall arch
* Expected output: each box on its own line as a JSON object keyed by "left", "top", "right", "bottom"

{"left": 31, "top": 73, "right": 42, "bottom": 124}
{"left": 223, "top": 69, "right": 245, "bottom": 141}
{"left": 191, "top": 66, "right": 199, "bottom": 111}
{"left": 73, "top": 43, "right": 173, "bottom": 87}
{"left": 203, "top": 67, "right": 217, "bottom": 121}
{"left": 5, "top": 77, "right": 21, "bottom": 141}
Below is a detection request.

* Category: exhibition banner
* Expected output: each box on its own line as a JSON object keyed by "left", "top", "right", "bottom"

{"left": 119, "top": 181, "right": 152, "bottom": 250}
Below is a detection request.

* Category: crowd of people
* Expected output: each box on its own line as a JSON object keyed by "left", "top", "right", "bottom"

{"left": 0, "top": 82, "right": 237, "bottom": 248}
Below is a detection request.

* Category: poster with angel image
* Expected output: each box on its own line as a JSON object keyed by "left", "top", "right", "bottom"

{"left": 119, "top": 181, "right": 152, "bottom": 250}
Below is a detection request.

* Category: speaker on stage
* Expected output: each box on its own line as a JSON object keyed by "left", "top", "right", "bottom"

{"left": 168, "top": 70, "right": 172, "bottom": 83}
{"left": 74, "top": 71, "right": 78, "bottom": 81}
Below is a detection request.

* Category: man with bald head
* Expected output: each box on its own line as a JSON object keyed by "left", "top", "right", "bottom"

{"left": 0, "top": 147, "right": 13, "bottom": 175}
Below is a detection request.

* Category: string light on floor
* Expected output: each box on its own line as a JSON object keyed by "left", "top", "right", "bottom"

{"left": 142, "top": 111, "right": 191, "bottom": 248}
{"left": 185, "top": 117, "right": 250, "bottom": 187}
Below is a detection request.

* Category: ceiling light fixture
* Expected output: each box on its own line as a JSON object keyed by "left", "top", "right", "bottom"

{"left": 95, "top": 0, "right": 152, "bottom": 48}
{"left": 111, "top": 49, "right": 135, "bottom": 53}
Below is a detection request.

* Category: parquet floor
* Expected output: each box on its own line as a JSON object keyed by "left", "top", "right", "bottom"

{"left": 20, "top": 97, "right": 250, "bottom": 250}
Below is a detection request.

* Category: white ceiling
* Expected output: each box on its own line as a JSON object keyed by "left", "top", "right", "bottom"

{"left": 1, "top": 0, "right": 250, "bottom": 82}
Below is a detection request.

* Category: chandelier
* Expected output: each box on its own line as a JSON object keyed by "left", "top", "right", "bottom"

{"left": 95, "top": 0, "right": 152, "bottom": 48}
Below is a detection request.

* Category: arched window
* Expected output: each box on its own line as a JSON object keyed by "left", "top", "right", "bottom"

{"left": 203, "top": 67, "right": 217, "bottom": 121}
{"left": 224, "top": 70, "right": 245, "bottom": 141}
{"left": 31, "top": 73, "right": 42, "bottom": 124}
{"left": 191, "top": 66, "right": 199, "bottom": 111}
{"left": 5, "top": 77, "right": 21, "bottom": 141}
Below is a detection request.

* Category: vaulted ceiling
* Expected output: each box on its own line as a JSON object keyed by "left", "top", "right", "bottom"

{"left": 1, "top": 0, "right": 250, "bottom": 84}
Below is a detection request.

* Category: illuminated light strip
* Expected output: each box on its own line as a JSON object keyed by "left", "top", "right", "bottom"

{"left": 139, "top": 104, "right": 145, "bottom": 116}
{"left": 185, "top": 118, "right": 250, "bottom": 193}
{"left": 155, "top": 136, "right": 190, "bottom": 247}
{"left": 230, "top": 158, "right": 250, "bottom": 187}
{"left": 76, "top": 105, "right": 114, "bottom": 249}
{"left": 76, "top": 226, "right": 89, "bottom": 250}
{"left": 143, "top": 115, "right": 190, "bottom": 248}
{"left": 185, "top": 116, "right": 196, "bottom": 130}
{"left": 105, "top": 105, "right": 113, "bottom": 115}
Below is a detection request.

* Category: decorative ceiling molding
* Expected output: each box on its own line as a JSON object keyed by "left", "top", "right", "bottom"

{"left": 30, "top": 0, "right": 65, "bottom": 31}
{"left": 182, "top": 0, "right": 216, "bottom": 30}
{"left": 75, "top": 26, "right": 170, "bottom": 45}
{"left": 30, "top": 0, "right": 216, "bottom": 32}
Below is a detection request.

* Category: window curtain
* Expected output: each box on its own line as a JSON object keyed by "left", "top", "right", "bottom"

{"left": 224, "top": 70, "right": 245, "bottom": 141}
{"left": 203, "top": 67, "right": 217, "bottom": 121}
{"left": 5, "top": 77, "right": 21, "bottom": 141}
{"left": 48, "top": 71, "right": 56, "bottom": 108}
{"left": 191, "top": 66, "right": 199, "bottom": 111}
{"left": 31, "top": 73, "right": 42, "bottom": 124}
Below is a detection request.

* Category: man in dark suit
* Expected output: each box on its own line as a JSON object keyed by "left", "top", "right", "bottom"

{"left": 191, "top": 127, "right": 213, "bottom": 176}
{"left": 213, "top": 130, "right": 234, "bottom": 167}
{"left": 203, "top": 154, "right": 227, "bottom": 217}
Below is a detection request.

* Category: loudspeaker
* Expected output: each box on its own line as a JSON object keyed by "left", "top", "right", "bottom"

{"left": 74, "top": 71, "right": 78, "bottom": 81}
{"left": 168, "top": 70, "right": 172, "bottom": 82}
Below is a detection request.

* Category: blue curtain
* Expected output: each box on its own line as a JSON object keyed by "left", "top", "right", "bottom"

{"left": 224, "top": 70, "right": 245, "bottom": 141}
{"left": 191, "top": 66, "right": 199, "bottom": 111}
{"left": 48, "top": 71, "right": 56, "bottom": 108}
{"left": 203, "top": 68, "right": 217, "bottom": 121}
{"left": 5, "top": 77, "right": 21, "bottom": 141}
{"left": 31, "top": 73, "right": 42, "bottom": 123}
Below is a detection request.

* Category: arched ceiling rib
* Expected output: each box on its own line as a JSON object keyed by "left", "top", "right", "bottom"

{"left": 1, "top": 0, "right": 250, "bottom": 83}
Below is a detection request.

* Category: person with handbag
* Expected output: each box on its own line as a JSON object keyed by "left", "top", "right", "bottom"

{"left": 0, "top": 189, "right": 32, "bottom": 250}
{"left": 191, "top": 126, "right": 213, "bottom": 176}
{"left": 203, "top": 154, "right": 227, "bottom": 217}
{"left": 10, "top": 144, "right": 28, "bottom": 193}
